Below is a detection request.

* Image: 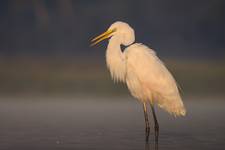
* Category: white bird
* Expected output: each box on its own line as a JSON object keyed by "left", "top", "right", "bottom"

{"left": 91, "top": 21, "right": 186, "bottom": 142}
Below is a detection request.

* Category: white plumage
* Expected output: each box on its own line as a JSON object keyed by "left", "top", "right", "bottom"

{"left": 91, "top": 21, "right": 186, "bottom": 142}
{"left": 125, "top": 43, "right": 185, "bottom": 116}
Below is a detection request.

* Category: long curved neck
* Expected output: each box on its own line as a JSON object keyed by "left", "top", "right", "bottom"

{"left": 106, "top": 36, "right": 126, "bottom": 82}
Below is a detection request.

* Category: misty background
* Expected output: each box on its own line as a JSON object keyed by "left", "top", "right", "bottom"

{"left": 0, "top": 0, "right": 224, "bottom": 97}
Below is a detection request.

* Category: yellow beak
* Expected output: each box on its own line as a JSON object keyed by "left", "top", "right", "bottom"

{"left": 90, "top": 29, "right": 116, "bottom": 46}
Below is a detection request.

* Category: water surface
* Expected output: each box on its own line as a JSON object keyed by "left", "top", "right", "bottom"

{"left": 0, "top": 97, "right": 224, "bottom": 150}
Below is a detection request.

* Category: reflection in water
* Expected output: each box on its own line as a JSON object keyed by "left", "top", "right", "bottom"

{"left": 145, "top": 142, "right": 150, "bottom": 150}
{"left": 156, "top": 136, "right": 159, "bottom": 150}
{"left": 145, "top": 141, "right": 158, "bottom": 150}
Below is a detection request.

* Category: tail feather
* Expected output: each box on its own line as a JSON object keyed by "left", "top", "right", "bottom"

{"left": 156, "top": 94, "right": 186, "bottom": 117}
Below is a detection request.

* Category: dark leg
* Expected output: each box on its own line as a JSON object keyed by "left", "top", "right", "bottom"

{"left": 143, "top": 102, "right": 150, "bottom": 142}
{"left": 150, "top": 104, "right": 159, "bottom": 144}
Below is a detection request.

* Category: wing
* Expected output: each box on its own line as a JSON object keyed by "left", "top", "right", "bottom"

{"left": 125, "top": 43, "right": 186, "bottom": 116}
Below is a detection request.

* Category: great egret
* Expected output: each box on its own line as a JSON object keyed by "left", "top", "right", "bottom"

{"left": 91, "top": 21, "right": 186, "bottom": 142}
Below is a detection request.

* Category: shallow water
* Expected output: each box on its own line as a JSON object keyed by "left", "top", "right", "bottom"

{"left": 0, "top": 97, "right": 224, "bottom": 150}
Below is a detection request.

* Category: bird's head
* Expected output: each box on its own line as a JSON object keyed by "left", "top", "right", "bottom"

{"left": 91, "top": 21, "right": 135, "bottom": 46}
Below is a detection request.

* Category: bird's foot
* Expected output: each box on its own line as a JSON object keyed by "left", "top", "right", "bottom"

{"left": 154, "top": 125, "right": 159, "bottom": 143}
{"left": 145, "top": 126, "right": 150, "bottom": 142}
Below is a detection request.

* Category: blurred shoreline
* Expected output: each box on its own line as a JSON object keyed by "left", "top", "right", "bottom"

{"left": 0, "top": 56, "right": 224, "bottom": 98}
